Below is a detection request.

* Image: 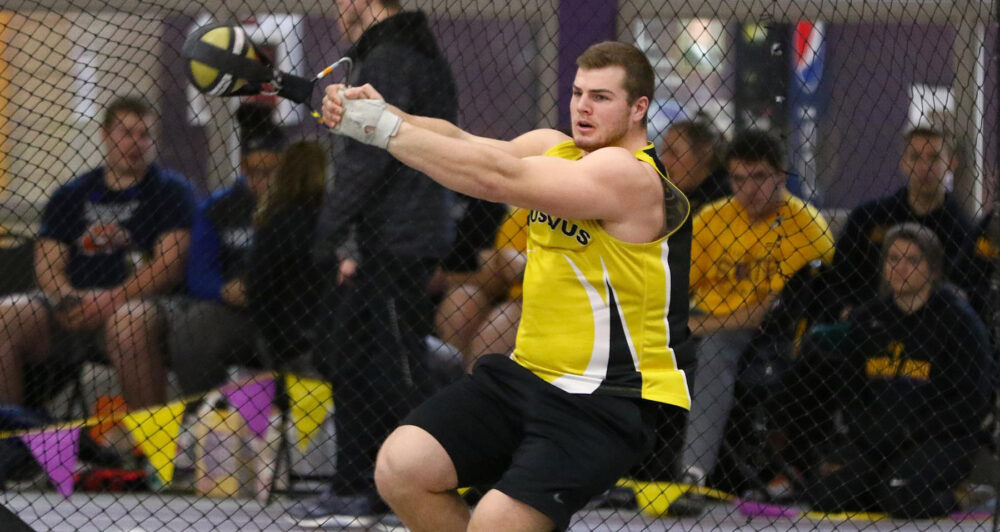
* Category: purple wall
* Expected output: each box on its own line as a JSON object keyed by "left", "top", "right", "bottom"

{"left": 819, "top": 23, "right": 999, "bottom": 213}
{"left": 557, "top": 0, "right": 617, "bottom": 130}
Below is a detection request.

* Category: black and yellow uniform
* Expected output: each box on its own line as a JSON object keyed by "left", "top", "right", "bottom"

{"left": 404, "top": 140, "right": 691, "bottom": 530}
{"left": 513, "top": 140, "right": 693, "bottom": 408}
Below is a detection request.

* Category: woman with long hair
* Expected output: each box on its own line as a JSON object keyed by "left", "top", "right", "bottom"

{"left": 246, "top": 141, "right": 327, "bottom": 362}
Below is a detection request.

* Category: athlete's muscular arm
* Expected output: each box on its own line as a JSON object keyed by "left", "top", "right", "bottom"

{"left": 324, "top": 83, "right": 562, "bottom": 158}
{"left": 322, "top": 84, "right": 661, "bottom": 235}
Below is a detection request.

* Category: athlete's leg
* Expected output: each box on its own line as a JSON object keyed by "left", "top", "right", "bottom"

{"left": 375, "top": 425, "right": 469, "bottom": 532}
{"left": 469, "top": 489, "right": 553, "bottom": 532}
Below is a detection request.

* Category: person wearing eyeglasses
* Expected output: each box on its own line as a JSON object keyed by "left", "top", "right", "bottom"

{"left": 675, "top": 129, "right": 834, "bottom": 509}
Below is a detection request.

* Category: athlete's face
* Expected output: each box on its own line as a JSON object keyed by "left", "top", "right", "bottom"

{"left": 102, "top": 111, "right": 155, "bottom": 178}
{"left": 728, "top": 159, "right": 786, "bottom": 219}
{"left": 884, "top": 238, "right": 934, "bottom": 301}
{"left": 570, "top": 66, "right": 636, "bottom": 151}
{"left": 900, "top": 134, "right": 952, "bottom": 197}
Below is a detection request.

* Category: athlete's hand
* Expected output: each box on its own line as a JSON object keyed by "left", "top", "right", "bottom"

{"left": 321, "top": 83, "right": 386, "bottom": 129}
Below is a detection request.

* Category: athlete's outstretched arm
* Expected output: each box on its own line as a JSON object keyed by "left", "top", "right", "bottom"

{"left": 321, "top": 84, "right": 658, "bottom": 224}
{"left": 324, "top": 83, "right": 561, "bottom": 158}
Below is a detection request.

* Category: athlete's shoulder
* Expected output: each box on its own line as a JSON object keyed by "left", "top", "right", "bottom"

{"left": 511, "top": 129, "right": 571, "bottom": 157}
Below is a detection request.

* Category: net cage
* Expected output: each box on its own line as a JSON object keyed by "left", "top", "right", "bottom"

{"left": 0, "top": 0, "right": 997, "bottom": 530}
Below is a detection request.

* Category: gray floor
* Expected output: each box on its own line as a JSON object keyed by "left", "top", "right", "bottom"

{"left": 3, "top": 492, "right": 996, "bottom": 532}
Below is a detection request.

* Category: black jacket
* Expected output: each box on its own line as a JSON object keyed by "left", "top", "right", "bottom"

{"left": 314, "top": 11, "right": 458, "bottom": 265}
{"left": 248, "top": 203, "right": 325, "bottom": 361}
{"left": 838, "top": 287, "right": 992, "bottom": 450}
{"left": 832, "top": 187, "right": 974, "bottom": 306}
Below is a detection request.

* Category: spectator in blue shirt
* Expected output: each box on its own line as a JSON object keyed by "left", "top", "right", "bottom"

{"left": 0, "top": 96, "right": 195, "bottom": 408}
{"left": 104, "top": 104, "right": 284, "bottom": 408}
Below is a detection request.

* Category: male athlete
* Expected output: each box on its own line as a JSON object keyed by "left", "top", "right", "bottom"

{"left": 322, "top": 41, "right": 692, "bottom": 531}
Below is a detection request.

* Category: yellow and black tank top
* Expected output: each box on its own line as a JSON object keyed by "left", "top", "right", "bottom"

{"left": 511, "top": 140, "right": 693, "bottom": 408}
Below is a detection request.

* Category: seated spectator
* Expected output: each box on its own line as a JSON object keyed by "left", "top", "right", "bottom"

{"left": 681, "top": 129, "right": 834, "bottom": 488}
{"left": 797, "top": 223, "right": 992, "bottom": 518}
{"left": 0, "top": 96, "right": 194, "bottom": 409}
{"left": 712, "top": 260, "right": 844, "bottom": 497}
{"left": 246, "top": 140, "right": 327, "bottom": 363}
{"left": 427, "top": 195, "right": 508, "bottom": 298}
{"left": 424, "top": 195, "right": 507, "bottom": 380}
{"left": 104, "top": 104, "right": 284, "bottom": 408}
{"left": 660, "top": 112, "right": 731, "bottom": 214}
{"left": 434, "top": 206, "right": 528, "bottom": 370}
{"left": 833, "top": 126, "right": 974, "bottom": 308}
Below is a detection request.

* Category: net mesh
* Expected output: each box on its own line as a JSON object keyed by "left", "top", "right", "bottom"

{"left": 0, "top": 0, "right": 997, "bottom": 530}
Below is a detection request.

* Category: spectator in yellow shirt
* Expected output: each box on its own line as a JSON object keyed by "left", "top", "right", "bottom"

{"left": 681, "top": 129, "right": 834, "bottom": 489}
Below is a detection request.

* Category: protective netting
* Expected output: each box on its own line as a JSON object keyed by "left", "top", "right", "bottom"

{"left": 0, "top": 0, "right": 998, "bottom": 530}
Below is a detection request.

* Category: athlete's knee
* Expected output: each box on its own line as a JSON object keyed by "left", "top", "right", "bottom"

{"left": 376, "top": 425, "right": 457, "bottom": 502}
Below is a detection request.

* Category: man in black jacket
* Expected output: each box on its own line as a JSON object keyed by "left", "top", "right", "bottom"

{"left": 289, "top": 0, "right": 457, "bottom": 528}
{"left": 832, "top": 127, "right": 974, "bottom": 307}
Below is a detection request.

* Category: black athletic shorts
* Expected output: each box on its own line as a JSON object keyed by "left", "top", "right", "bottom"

{"left": 402, "top": 353, "right": 657, "bottom": 530}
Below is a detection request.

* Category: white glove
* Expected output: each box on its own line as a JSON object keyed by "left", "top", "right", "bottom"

{"left": 331, "top": 89, "right": 402, "bottom": 149}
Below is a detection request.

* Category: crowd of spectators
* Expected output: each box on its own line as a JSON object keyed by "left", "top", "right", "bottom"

{"left": 679, "top": 125, "right": 997, "bottom": 519}
{"left": 0, "top": 87, "right": 995, "bottom": 523}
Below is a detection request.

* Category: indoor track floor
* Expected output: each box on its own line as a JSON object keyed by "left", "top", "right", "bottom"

{"left": 3, "top": 492, "right": 996, "bottom": 531}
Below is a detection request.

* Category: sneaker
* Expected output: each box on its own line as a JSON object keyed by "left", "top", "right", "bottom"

{"left": 667, "top": 494, "right": 707, "bottom": 517}
{"left": 285, "top": 490, "right": 389, "bottom": 528}
{"left": 765, "top": 467, "right": 802, "bottom": 502}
